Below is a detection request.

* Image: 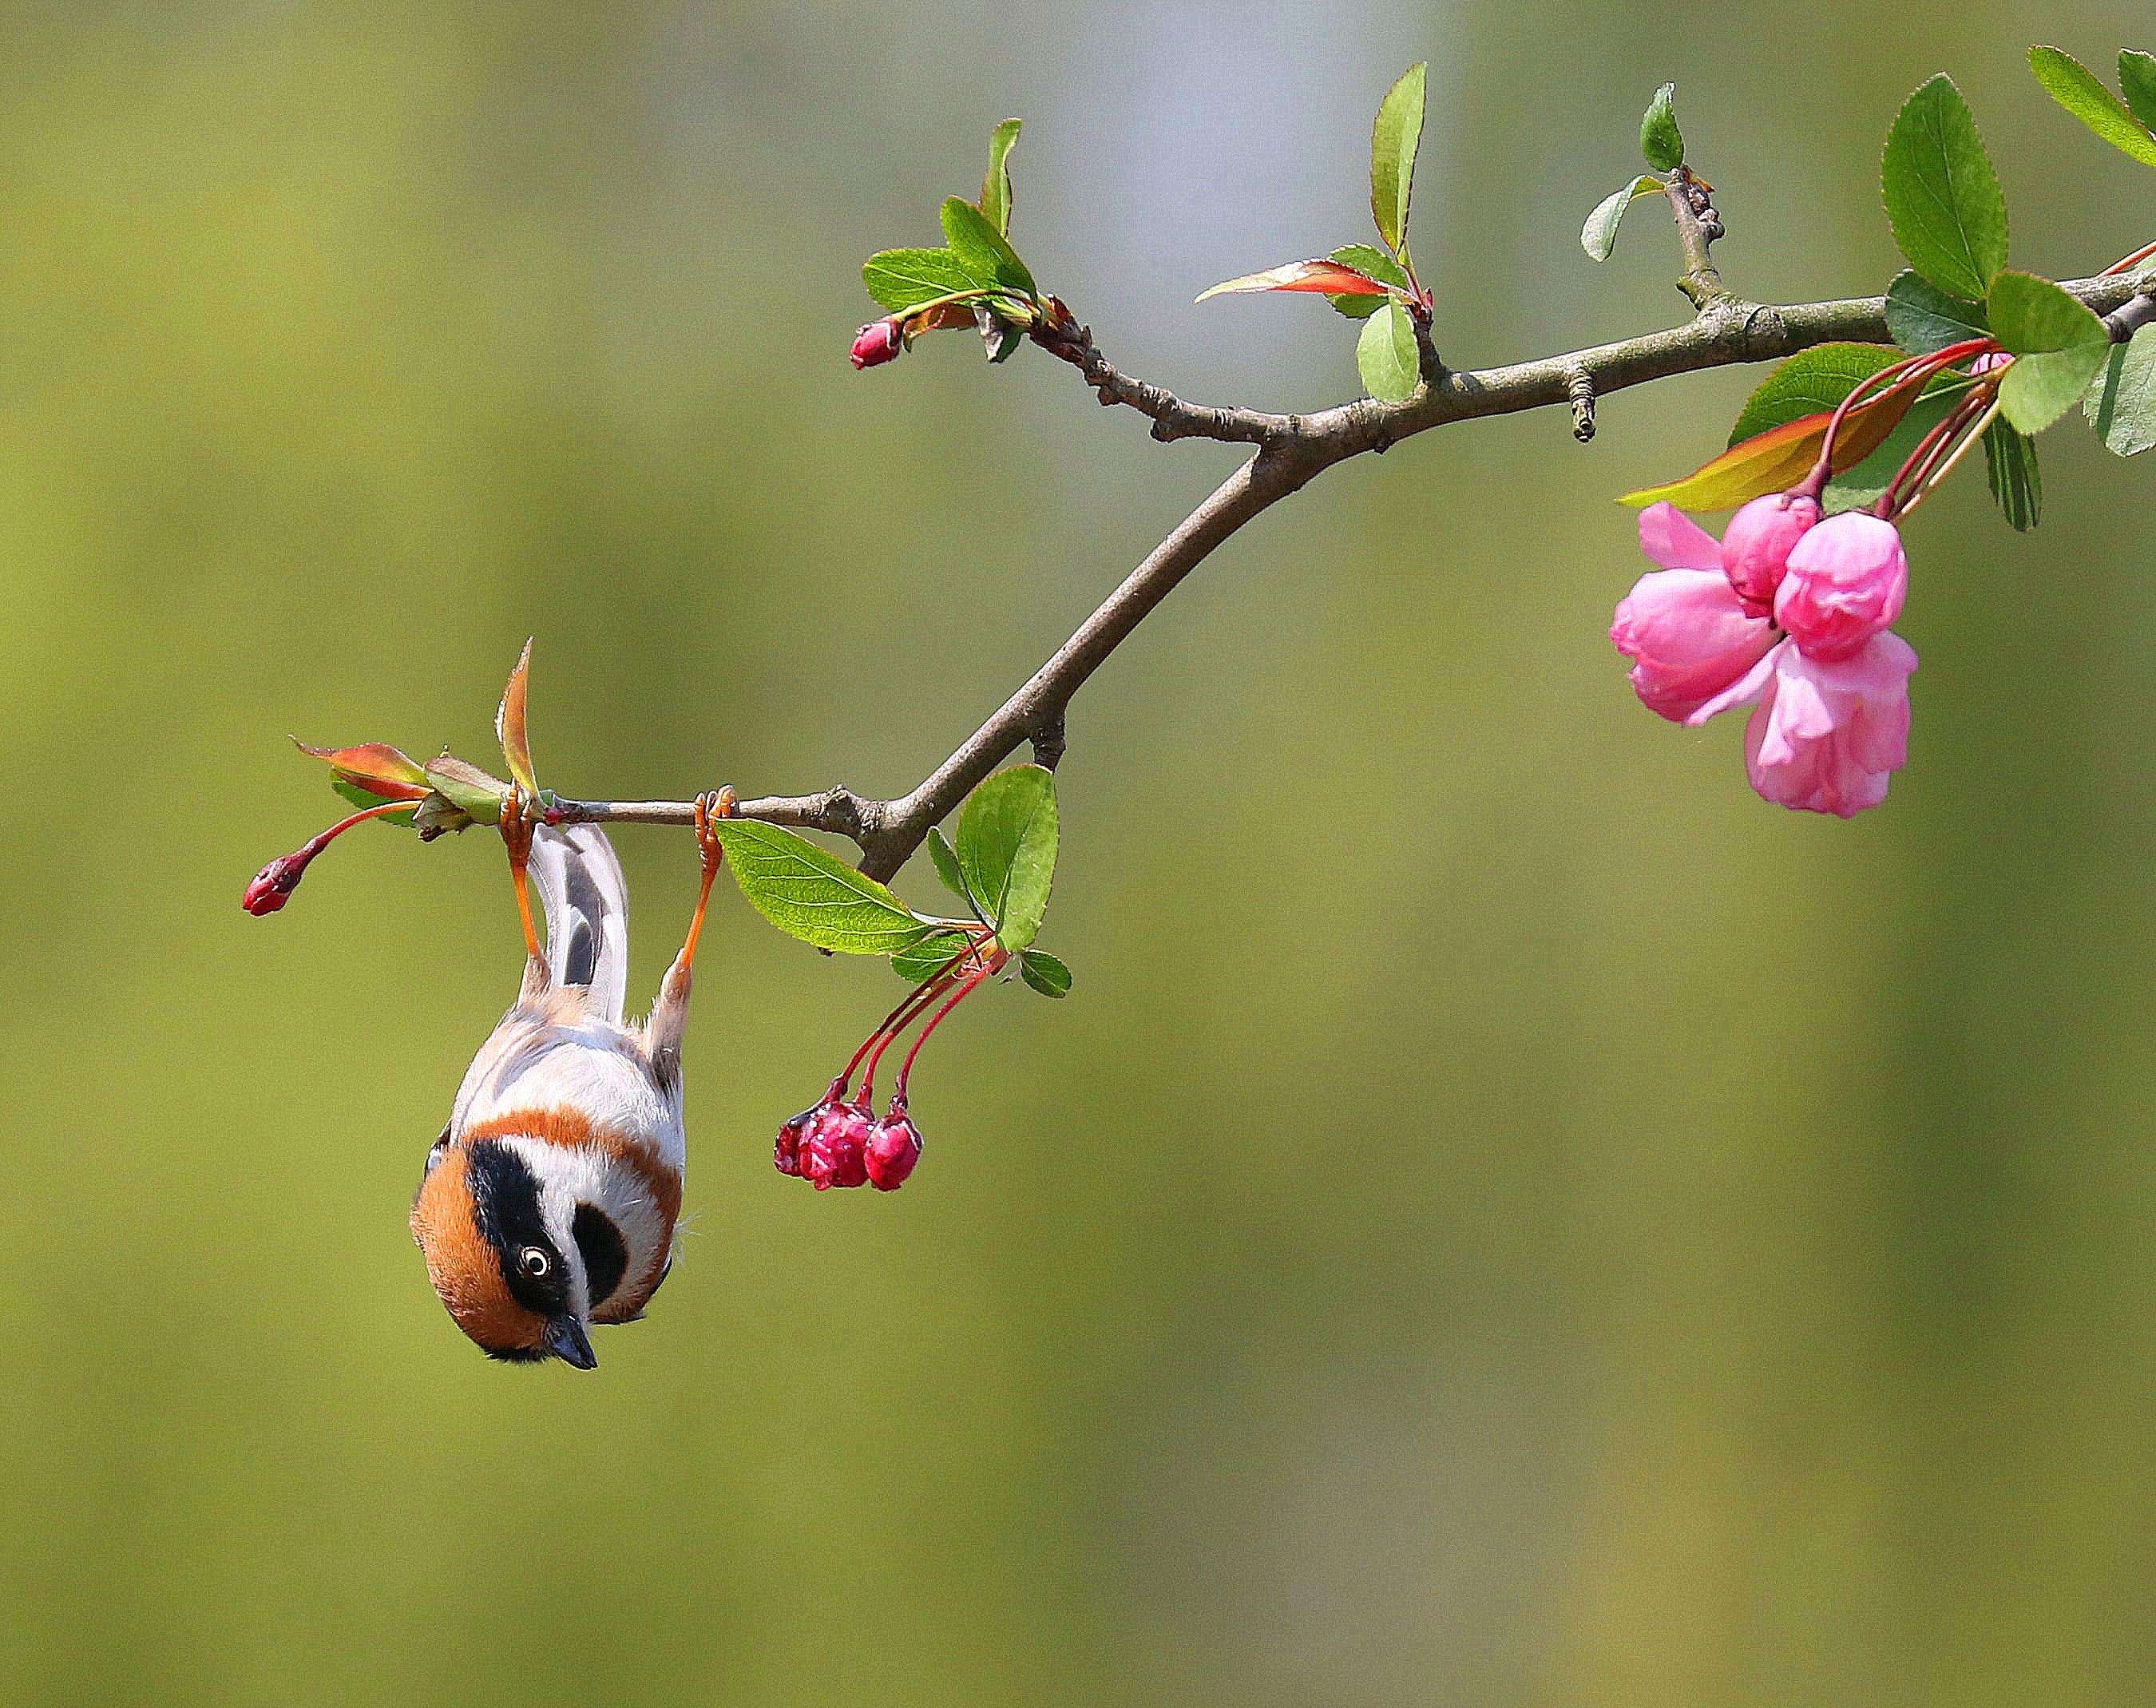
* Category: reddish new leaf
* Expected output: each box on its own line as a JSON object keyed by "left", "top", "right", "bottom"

{"left": 293, "top": 739, "right": 432, "bottom": 802}
{"left": 1195, "top": 260, "right": 1395, "bottom": 304}
{"left": 1619, "top": 385, "right": 1926, "bottom": 510}
{"left": 496, "top": 638, "right": 537, "bottom": 795}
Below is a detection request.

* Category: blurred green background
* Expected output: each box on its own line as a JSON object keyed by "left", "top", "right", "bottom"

{"left": 3, "top": 2, "right": 2152, "bottom": 1702}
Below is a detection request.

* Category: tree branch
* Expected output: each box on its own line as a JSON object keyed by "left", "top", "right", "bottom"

{"left": 553, "top": 269, "right": 2149, "bottom": 879}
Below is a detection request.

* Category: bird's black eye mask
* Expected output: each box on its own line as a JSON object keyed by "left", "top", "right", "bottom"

{"left": 465, "top": 1140, "right": 571, "bottom": 1318}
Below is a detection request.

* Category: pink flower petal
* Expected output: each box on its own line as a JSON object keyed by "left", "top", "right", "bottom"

{"left": 1611, "top": 569, "right": 1776, "bottom": 723}
{"left": 1637, "top": 501, "right": 1726, "bottom": 573}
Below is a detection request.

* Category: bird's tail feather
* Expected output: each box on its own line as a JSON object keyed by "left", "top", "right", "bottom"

{"left": 527, "top": 824, "right": 629, "bottom": 1024}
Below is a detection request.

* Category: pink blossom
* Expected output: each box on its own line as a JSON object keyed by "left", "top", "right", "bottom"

{"left": 1611, "top": 504, "right": 1776, "bottom": 721}
{"left": 850, "top": 318, "right": 903, "bottom": 370}
{"left": 1684, "top": 631, "right": 1917, "bottom": 817}
{"left": 1774, "top": 512, "right": 1908, "bottom": 660}
{"left": 1720, "top": 492, "right": 1820, "bottom": 615}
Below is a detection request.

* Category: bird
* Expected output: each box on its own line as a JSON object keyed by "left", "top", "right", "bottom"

{"left": 410, "top": 788, "right": 732, "bottom": 1369}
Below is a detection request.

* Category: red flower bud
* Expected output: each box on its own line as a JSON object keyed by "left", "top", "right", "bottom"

{"left": 241, "top": 850, "right": 315, "bottom": 915}
{"left": 864, "top": 1104, "right": 922, "bottom": 1191}
{"left": 798, "top": 1099, "right": 873, "bottom": 1190}
{"left": 850, "top": 318, "right": 903, "bottom": 371}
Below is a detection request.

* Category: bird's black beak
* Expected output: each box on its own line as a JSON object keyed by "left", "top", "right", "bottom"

{"left": 545, "top": 1315, "right": 597, "bottom": 1370}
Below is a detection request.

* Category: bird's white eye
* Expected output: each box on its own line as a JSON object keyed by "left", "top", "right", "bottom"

{"left": 518, "top": 1246, "right": 552, "bottom": 1278}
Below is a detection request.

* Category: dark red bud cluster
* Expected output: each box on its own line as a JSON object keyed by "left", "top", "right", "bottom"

{"left": 775, "top": 1081, "right": 923, "bottom": 1192}
{"left": 850, "top": 317, "right": 904, "bottom": 370}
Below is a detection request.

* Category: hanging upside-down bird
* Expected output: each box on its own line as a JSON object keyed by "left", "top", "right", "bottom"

{"left": 410, "top": 790, "right": 733, "bottom": 1369}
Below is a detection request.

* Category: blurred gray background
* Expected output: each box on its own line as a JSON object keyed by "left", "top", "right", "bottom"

{"left": 2, "top": 2, "right": 2151, "bottom": 1702}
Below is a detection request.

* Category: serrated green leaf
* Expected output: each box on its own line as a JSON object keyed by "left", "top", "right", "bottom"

{"left": 955, "top": 765, "right": 1057, "bottom": 954}
{"left": 2122, "top": 51, "right": 2156, "bottom": 132}
{"left": 1623, "top": 379, "right": 1929, "bottom": 510}
{"left": 1982, "top": 420, "right": 2042, "bottom": 529}
{"left": 1019, "top": 949, "right": 1072, "bottom": 998}
{"left": 1884, "top": 269, "right": 1990, "bottom": 354}
{"left": 1580, "top": 175, "right": 1662, "bottom": 262}
{"left": 1639, "top": 83, "right": 1683, "bottom": 172}
{"left": 980, "top": 118, "right": 1021, "bottom": 236}
{"left": 1356, "top": 299, "right": 1421, "bottom": 402}
{"left": 2084, "top": 323, "right": 2156, "bottom": 454}
{"left": 862, "top": 248, "right": 979, "bottom": 313}
{"left": 1989, "top": 270, "right": 2111, "bottom": 433}
{"left": 423, "top": 754, "right": 512, "bottom": 818}
{"left": 1881, "top": 74, "right": 2008, "bottom": 300}
{"left": 1726, "top": 343, "right": 1902, "bottom": 446}
{"left": 1369, "top": 62, "right": 1427, "bottom": 252}
{"left": 892, "top": 929, "right": 977, "bottom": 985}
{"left": 941, "top": 196, "right": 1036, "bottom": 299}
{"left": 2027, "top": 46, "right": 2156, "bottom": 168}
{"left": 708, "top": 819, "right": 934, "bottom": 956}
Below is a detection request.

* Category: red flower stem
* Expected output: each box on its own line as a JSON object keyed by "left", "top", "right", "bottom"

{"left": 1805, "top": 340, "right": 1992, "bottom": 491}
{"left": 857, "top": 933, "right": 1001, "bottom": 1101}
{"left": 838, "top": 929, "right": 997, "bottom": 1097}
{"left": 2102, "top": 240, "right": 2156, "bottom": 277}
{"left": 894, "top": 953, "right": 1008, "bottom": 1103}
{"left": 307, "top": 798, "right": 419, "bottom": 850}
{"left": 1878, "top": 386, "right": 1995, "bottom": 517}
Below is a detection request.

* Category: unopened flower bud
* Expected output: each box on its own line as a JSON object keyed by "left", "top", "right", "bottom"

{"left": 864, "top": 1104, "right": 923, "bottom": 1191}
{"left": 850, "top": 318, "right": 903, "bottom": 371}
{"left": 775, "top": 1108, "right": 814, "bottom": 1177}
{"left": 1721, "top": 491, "right": 1820, "bottom": 616}
{"left": 1775, "top": 511, "right": 1908, "bottom": 660}
{"left": 241, "top": 849, "right": 315, "bottom": 915}
{"left": 799, "top": 1100, "right": 873, "bottom": 1190}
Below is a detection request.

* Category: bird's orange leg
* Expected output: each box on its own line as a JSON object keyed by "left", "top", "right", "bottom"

{"left": 678, "top": 787, "right": 735, "bottom": 978}
{"left": 501, "top": 790, "right": 542, "bottom": 961}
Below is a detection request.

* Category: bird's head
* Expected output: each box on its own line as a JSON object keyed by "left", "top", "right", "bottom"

{"left": 410, "top": 1132, "right": 640, "bottom": 1369}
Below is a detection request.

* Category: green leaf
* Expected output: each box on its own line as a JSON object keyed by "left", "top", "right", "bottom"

{"left": 1580, "top": 175, "right": 1662, "bottom": 262}
{"left": 941, "top": 196, "right": 1036, "bottom": 299}
{"left": 1356, "top": 299, "right": 1421, "bottom": 402}
{"left": 862, "top": 248, "right": 978, "bottom": 313}
{"left": 2084, "top": 323, "right": 2156, "bottom": 455}
{"left": 892, "top": 929, "right": 977, "bottom": 985}
{"left": 1881, "top": 74, "right": 2008, "bottom": 300}
{"left": 411, "top": 791, "right": 476, "bottom": 840}
{"left": 1884, "top": 269, "right": 1990, "bottom": 354}
{"left": 926, "top": 825, "right": 981, "bottom": 916}
{"left": 979, "top": 118, "right": 1021, "bottom": 236}
{"left": 1369, "top": 61, "right": 1427, "bottom": 252}
{"left": 1019, "top": 949, "right": 1072, "bottom": 998}
{"left": 1326, "top": 244, "right": 1411, "bottom": 316}
{"left": 708, "top": 819, "right": 934, "bottom": 956}
{"left": 1982, "top": 420, "right": 2042, "bottom": 529}
{"left": 423, "top": 754, "right": 512, "bottom": 818}
{"left": 2027, "top": 46, "right": 2156, "bottom": 168}
{"left": 2122, "top": 50, "right": 2156, "bottom": 132}
{"left": 1639, "top": 82, "right": 1683, "bottom": 172}
{"left": 954, "top": 765, "right": 1058, "bottom": 954}
{"left": 1726, "top": 343, "right": 1900, "bottom": 446}
{"left": 1988, "top": 270, "right": 2111, "bottom": 432}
